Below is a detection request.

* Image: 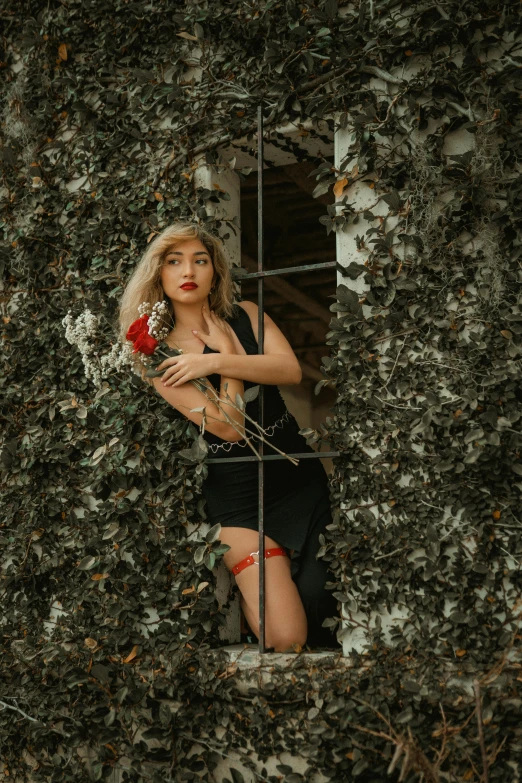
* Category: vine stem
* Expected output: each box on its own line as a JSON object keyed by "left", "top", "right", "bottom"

{"left": 0, "top": 699, "right": 40, "bottom": 722}
{"left": 473, "top": 679, "right": 489, "bottom": 783}
{"left": 197, "top": 381, "right": 299, "bottom": 465}
{"left": 374, "top": 396, "right": 421, "bottom": 411}
{"left": 0, "top": 700, "right": 71, "bottom": 738}
{"left": 381, "top": 337, "right": 406, "bottom": 390}
{"left": 374, "top": 546, "right": 408, "bottom": 561}
{"left": 152, "top": 68, "right": 354, "bottom": 187}
{"left": 372, "top": 328, "right": 418, "bottom": 345}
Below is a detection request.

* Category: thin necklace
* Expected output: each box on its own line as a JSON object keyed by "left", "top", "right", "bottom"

{"left": 166, "top": 330, "right": 183, "bottom": 353}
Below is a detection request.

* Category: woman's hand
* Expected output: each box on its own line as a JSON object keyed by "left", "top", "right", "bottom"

{"left": 156, "top": 307, "right": 237, "bottom": 387}
{"left": 156, "top": 353, "right": 218, "bottom": 387}
{"left": 193, "top": 306, "right": 236, "bottom": 355}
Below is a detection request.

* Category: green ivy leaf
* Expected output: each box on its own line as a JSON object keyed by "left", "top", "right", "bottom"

{"left": 205, "top": 523, "right": 222, "bottom": 544}
{"left": 244, "top": 385, "right": 260, "bottom": 403}
{"left": 77, "top": 555, "right": 97, "bottom": 570}
{"left": 194, "top": 545, "right": 206, "bottom": 564}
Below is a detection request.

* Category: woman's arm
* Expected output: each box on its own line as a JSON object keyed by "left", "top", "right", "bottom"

{"left": 213, "top": 356, "right": 245, "bottom": 438}
{"left": 151, "top": 374, "right": 245, "bottom": 442}
{"left": 214, "top": 300, "right": 302, "bottom": 385}
{"left": 158, "top": 302, "right": 302, "bottom": 387}
{"left": 152, "top": 308, "right": 245, "bottom": 441}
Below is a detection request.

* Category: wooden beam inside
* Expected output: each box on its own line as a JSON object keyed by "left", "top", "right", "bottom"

{"left": 281, "top": 162, "right": 333, "bottom": 206}
{"left": 299, "top": 360, "right": 325, "bottom": 382}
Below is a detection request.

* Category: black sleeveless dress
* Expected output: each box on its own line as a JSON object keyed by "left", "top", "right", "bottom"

{"left": 201, "top": 303, "right": 339, "bottom": 648}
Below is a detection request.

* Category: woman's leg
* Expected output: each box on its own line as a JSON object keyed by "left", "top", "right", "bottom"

{"left": 219, "top": 527, "right": 307, "bottom": 652}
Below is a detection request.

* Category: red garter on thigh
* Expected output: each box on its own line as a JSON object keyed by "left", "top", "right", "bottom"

{"left": 232, "top": 547, "right": 288, "bottom": 575}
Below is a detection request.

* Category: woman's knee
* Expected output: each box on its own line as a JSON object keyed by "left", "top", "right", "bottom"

{"left": 266, "top": 627, "right": 307, "bottom": 652}
{"left": 241, "top": 599, "right": 307, "bottom": 652}
{"left": 237, "top": 558, "right": 308, "bottom": 651}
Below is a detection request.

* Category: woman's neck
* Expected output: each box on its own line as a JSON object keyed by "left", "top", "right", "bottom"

{"left": 170, "top": 299, "right": 208, "bottom": 337}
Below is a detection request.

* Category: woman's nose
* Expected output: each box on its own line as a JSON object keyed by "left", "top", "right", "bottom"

{"left": 181, "top": 263, "right": 195, "bottom": 277}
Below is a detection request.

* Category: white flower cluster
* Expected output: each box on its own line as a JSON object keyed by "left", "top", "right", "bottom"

{"left": 137, "top": 300, "right": 170, "bottom": 339}
{"left": 62, "top": 308, "right": 99, "bottom": 342}
{"left": 100, "top": 341, "right": 135, "bottom": 377}
{"left": 62, "top": 309, "right": 137, "bottom": 388}
{"left": 147, "top": 300, "right": 170, "bottom": 341}
{"left": 62, "top": 309, "right": 101, "bottom": 384}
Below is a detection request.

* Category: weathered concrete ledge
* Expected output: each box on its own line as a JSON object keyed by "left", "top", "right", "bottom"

{"left": 204, "top": 643, "right": 354, "bottom": 695}
{"left": 213, "top": 643, "right": 346, "bottom": 667}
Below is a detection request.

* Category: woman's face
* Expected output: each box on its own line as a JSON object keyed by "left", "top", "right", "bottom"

{"left": 160, "top": 238, "right": 215, "bottom": 307}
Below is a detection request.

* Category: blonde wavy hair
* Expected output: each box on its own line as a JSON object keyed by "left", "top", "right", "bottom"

{"left": 118, "top": 222, "right": 236, "bottom": 380}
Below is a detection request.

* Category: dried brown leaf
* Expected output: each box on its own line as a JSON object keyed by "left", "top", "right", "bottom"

{"left": 333, "top": 177, "right": 348, "bottom": 197}
{"left": 123, "top": 645, "right": 139, "bottom": 664}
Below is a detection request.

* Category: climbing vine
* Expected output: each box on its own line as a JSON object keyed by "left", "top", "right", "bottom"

{"left": 1, "top": 0, "right": 522, "bottom": 780}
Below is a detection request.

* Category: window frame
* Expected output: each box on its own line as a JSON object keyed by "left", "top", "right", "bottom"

{"left": 204, "top": 107, "right": 340, "bottom": 653}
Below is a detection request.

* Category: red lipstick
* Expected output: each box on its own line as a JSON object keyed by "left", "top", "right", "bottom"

{"left": 180, "top": 283, "right": 198, "bottom": 290}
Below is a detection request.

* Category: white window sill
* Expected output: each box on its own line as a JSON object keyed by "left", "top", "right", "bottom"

{"left": 207, "top": 643, "right": 347, "bottom": 670}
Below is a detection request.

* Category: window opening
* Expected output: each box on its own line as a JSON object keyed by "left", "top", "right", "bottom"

{"left": 238, "top": 160, "right": 337, "bottom": 473}
{"left": 208, "top": 108, "right": 339, "bottom": 652}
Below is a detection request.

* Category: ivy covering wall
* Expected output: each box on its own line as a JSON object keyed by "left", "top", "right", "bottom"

{"left": 1, "top": 0, "right": 522, "bottom": 780}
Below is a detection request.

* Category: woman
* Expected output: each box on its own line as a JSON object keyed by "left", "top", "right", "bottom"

{"left": 119, "top": 222, "right": 339, "bottom": 653}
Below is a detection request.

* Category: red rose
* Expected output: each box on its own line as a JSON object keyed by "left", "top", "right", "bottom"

{"left": 132, "top": 332, "right": 158, "bottom": 355}
{"left": 126, "top": 314, "right": 148, "bottom": 340}
{"left": 126, "top": 315, "right": 158, "bottom": 355}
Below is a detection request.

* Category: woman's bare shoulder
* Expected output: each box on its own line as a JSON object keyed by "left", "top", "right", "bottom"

{"left": 236, "top": 300, "right": 258, "bottom": 315}
{"left": 235, "top": 300, "right": 291, "bottom": 356}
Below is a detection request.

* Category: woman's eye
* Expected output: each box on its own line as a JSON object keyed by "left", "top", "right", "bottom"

{"left": 196, "top": 258, "right": 208, "bottom": 264}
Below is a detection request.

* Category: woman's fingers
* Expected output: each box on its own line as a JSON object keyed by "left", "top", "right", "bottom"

{"left": 211, "top": 310, "right": 225, "bottom": 328}
{"left": 167, "top": 368, "right": 193, "bottom": 387}
{"left": 164, "top": 370, "right": 185, "bottom": 386}
{"left": 192, "top": 328, "right": 209, "bottom": 344}
{"left": 199, "top": 307, "right": 218, "bottom": 339}
{"left": 171, "top": 373, "right": 190, "bottom": 387}
{"left": 161, "top": 357, "right": 201, "bottom": 386}
{"left": 156, "top": 356, "right": 179, "bottom": 372}
{"left": 162, "top": 369, "right": 180, "bottom": 385}
{"left": 160, "top": 356, "right": 182, "bottom": 379}
{"left": 204, "top": 306, "right": 222, "bottom": 329}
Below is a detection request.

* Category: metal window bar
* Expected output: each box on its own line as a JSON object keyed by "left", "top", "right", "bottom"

{"left": 257, "top": 104, "right": 266, "bottom": 654}
{"left": 209, "top": 106, "right": 340, "bottom": 653}
{"left": 231, "top": 260, "right": 337, "bottom": 281}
